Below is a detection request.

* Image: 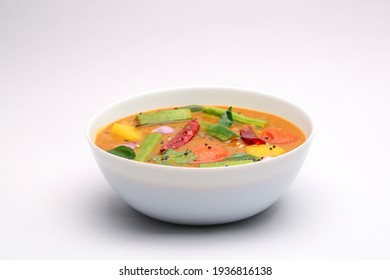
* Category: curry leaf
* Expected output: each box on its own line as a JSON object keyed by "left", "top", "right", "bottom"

{"left": 153, "top": 149, "right": 196, "bottom": 166}
{"left": 108, "top": 145, "right": 136, "bottom": 159}
{"left": 218, "top": 106, "right": 234, "bottom": 127}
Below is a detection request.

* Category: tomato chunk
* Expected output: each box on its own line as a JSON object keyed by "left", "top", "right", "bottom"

{"left": 192, "top": 145, "right": 229, "bottom": 163}
{"left": 260, "top": 127, "right": 298, "bottom": 144}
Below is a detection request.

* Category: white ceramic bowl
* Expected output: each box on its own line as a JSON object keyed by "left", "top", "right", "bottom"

{"left": 87, "top": 87, "right": 313, "bottom": 225}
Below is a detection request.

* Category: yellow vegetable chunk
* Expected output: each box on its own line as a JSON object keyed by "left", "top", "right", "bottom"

{"left": 246, "top": 144, "right": 285, "bottom": 158}
{"left": 111, "top": 123, "right": 143, "bottom": 141}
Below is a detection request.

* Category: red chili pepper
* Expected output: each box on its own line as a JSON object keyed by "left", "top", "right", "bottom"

{"left": 240, "top": 126, "right": 266, "bottom": 145}
{"left": 160, "top": 119, "right": 200, "bottom": 153}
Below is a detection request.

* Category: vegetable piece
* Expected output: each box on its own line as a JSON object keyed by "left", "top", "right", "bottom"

{"left": 160, "top": 119, "right": 200, "bottom": 153}
{"left": 153, "top": 149, "right": 196, "bottom": 166}
{"left": 260, "top": 127, "right": 298, "bottom": 144}
{"left": 192, "top": 145, "right": 229, "bottom": 163}
{"left": 136, "top": 108, "right": 192, "bottom": 126}
{"left": 233, "top": 114, "right": 267, "bottom": 128}
{"left": 180, "top": 105, "right": 203, "bottom": 112}
{"left": 202, "top": 106, "right": 267, "bottom": 128}
{"left": 134, "top": 133, "right": 162, "bottom": 162}
{"left": 152, "top": 126, "right": 175, "bottom": 134}
{"left": 218, "top": 106, "right": 234, "bottom": 127}
{"left": 108, "top": 145, "right": 136, "bottom": 159}
{"left": 111, "top": 123, "right": 143, "bottom": 141}
{"left": 225, "top": 152, "right": 260, "bottom": 161}
{"left": 201, "top": 121, "right": 239, "bottom": 142}
{"left": 201, "top": 106, "right": 227, "bottom": 116}
{"left": 200, "top": 160, "right": 254, "bottom": 168}
{"left": 246, "top": 144, "right": 285, "bottom": 158}
{"left": 240, "top": 126, "right": 266, "bottom": 145}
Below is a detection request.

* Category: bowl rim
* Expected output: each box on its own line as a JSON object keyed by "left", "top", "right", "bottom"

{"left": 87, "top": 86, "right": 314, "bottom": 171}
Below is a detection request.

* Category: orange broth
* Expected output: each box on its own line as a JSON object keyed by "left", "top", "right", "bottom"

{"left": 95, "top": 106, "right": 306, "bottom": 167}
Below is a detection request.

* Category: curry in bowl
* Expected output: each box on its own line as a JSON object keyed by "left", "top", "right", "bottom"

{"left": 95, "top": 105, "right": 306, "bottom": 168}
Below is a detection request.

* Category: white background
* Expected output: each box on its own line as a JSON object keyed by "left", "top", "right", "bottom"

{"left": 1, "top": 0, "right": 389, "bottom": 260}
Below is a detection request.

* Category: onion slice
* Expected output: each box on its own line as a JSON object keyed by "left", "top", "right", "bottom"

{"left": 152, "top": 126, "right": 175, "bottom": 134}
